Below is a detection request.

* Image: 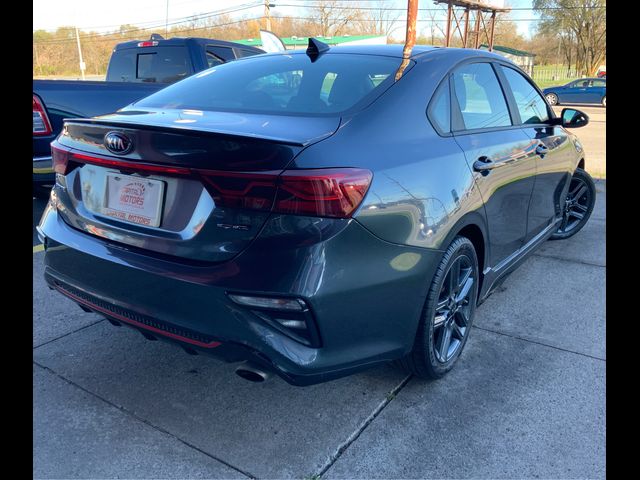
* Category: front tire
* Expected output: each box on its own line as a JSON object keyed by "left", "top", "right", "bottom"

{"left": 400, "top": 236, "right": 479, "bottom": 379}
{"left": 550, "top": 168, "right": 596, "bottom": 240}
{"left": 546, "top": 93, "right": 559, "bottom": 106}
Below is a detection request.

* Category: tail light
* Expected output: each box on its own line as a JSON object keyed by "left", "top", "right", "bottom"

{"left": 51, "top": 144, "right": 71, "bottom": 174}
{"left": 51, "top": 142, "right": 373, "bottom": 219}
{"left": 33, "top": 95, "right": 52, "bottom": 136}
{"left": 199, "top": 168, "right": 372, "bottom": 218}
{"left": 275, "top": 169, "right": 372, "bottom": 218}
{"left": 137, "top": 41, "right": 159, "bottom": 47}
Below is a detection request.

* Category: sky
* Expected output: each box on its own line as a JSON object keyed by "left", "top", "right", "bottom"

{"left": 33, "top": 0, "right": 540, "bottom": 40}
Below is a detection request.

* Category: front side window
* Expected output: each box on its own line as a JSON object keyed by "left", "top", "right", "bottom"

{"left": 500, "top": 66, "right": 549, "bottom": 125}
{"left": 452, "top": 63, "right": 511, "bottom": 130}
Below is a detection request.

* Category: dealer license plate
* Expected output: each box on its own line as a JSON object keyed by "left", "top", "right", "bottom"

{"left": 102, "top": 173, "right": 165, "bottom": 227}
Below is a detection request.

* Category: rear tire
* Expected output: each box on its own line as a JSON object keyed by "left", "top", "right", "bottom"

{"left": 602, "top": 95, "right": 606, "bottom": 107}
{"left": 546, "top": 93, "right": 559, "bottom": 106}
{"left": 550, "top": 168, "right": 596, "bottom": 240}
{"left": 399, "top": 236, "right": 479, "bottom": 379}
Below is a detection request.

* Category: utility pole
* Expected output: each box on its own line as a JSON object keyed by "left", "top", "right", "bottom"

{"left": 264, "top": 1, "right": 272, "bottom": 31}
{"left": 75, "top": 26, "right": 86, "bottom": 80}
{"left": 165, "top": 0, "right": 169, "bottom": 35}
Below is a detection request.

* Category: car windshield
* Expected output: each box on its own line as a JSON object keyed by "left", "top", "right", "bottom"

{"left": 134, "top": 53, "right": 406, "bottom": 116}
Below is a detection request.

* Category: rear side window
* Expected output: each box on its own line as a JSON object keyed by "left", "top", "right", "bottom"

{"left": 107, "top": 47, "right": 191, "bottom": 83}
{"left": 106, "top": 50, "right": 136, "bottom": 82}
{"left": 452, "top": 63, "right": 511, "bottom": 130}
{"left": 591, "top": 79, "right": 606, "bottom": 87}
{"left": 207, "top": 46, "right": 235, "bottom": 62}
{"left": 500, "top": 66, "right": 549, "bottom": 125}
{"left": 135, "top": 53, "right": 406, "bottom": 116}
{"left": 428, "top": 82, "right": 451, "bottom": 134}
{"left": 236, "top": 48, "right": 261, "bottom": 58}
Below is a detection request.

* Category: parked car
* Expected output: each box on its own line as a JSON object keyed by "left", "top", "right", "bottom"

{"left": 38, "top": 42, "right": 595, "bottom": 386}
{"left": 542, "top": 77, "right": 606, "bottom": 107}
{"left": 33, "top": 35, "right": 264, "bottom": 195}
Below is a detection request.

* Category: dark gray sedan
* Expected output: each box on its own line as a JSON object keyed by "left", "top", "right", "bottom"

{"left": 38, "top": 42, "right": 595, "bottom": 385}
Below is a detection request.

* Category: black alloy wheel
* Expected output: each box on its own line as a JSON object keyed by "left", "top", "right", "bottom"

{"left": 550, "top": 168, "right": 596, "bottom": 240}
{"left": 400, "top": 236, "right": 479, "bottom": 379}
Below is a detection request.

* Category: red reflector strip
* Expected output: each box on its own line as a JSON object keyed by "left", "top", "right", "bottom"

{"left": 54, "top": 285, "right": 222, "bottom": 349}
{"left": 71, "top": 152, "right": 192, "bottom": 175}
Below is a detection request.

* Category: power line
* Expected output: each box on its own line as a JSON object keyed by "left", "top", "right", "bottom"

{"left": 34, "top": 16, "right": 261, "bottom": 46}
{"left": 33, "top": 1, "right": 263, "bottom": 40}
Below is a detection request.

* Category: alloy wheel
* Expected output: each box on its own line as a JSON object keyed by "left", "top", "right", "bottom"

{"left": 432, "top": 255, "right": 475, "bottom": 363}
{"left": 557, "top": 176, "right": 592, "bottom": 235}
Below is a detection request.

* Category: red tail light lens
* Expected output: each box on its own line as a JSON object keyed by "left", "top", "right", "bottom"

{"left": 198, "top": 170, "right": 279, "bottom": 212}
{"left": 33, "top": 95, "right": 52, "bottom": 136}
{"left": 137, "top": 41, "right": 159, "bottom": 47}
{"left": 51, "top": 144, "right": 71, "bottom": 174}
{"left": 275, "top": 169, "right": 373, "bottom": 218}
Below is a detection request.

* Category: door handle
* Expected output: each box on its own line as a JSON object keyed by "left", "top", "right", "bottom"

{"left": 535, "top": 144, "right": 549, "bottom": 158}
{"left": 473, "top": 156, "right": 498, "bottom": 173}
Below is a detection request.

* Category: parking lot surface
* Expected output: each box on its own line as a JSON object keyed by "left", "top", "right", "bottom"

{"left": 552, "top": 105, "right": 605, "bottom": 179}
{"left": 33, "top": 105, "right": 605, "bottom": 478}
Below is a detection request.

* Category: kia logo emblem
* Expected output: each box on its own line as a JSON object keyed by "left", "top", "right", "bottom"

{"left": 104, "top": 132, "right": 133, "bottom": 155}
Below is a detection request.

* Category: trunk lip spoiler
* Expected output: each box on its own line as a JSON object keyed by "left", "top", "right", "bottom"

{"left": 62, "top": 115, "right": 343, "bottom": 148}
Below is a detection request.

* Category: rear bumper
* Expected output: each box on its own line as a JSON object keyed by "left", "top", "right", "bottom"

{"left": 33, "top": 155, "right": 54, "bottom": 184}
{"left": 38, "top": 195, "right": 442, "bottom": 385}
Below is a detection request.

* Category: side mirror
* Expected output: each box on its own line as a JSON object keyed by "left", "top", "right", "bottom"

{"left": 559, "top": 108, "right": 589, "bottom": 128}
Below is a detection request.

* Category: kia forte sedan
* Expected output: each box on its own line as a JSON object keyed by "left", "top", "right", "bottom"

{"left": 38, "top": 42, "right": 595, "bottom": 385}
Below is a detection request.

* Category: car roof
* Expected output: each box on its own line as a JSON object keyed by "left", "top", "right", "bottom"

{"left": 115, "top": 37, "right": 264, "bottom": 52}
{"left": 255, "top": 44, "right": 511, "bottom": 62}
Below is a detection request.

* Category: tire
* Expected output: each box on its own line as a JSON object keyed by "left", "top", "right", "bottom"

{"left": 399, "top": 236, "right": 479, "bottom": 379}
{"left": 602, "top": 95, "right": 606, "bottom": 107}
{"left": 546, "top": 93, "right": 559, "bottom": 106}
{"left": 550, "top": 168, "right": 596, "bottom": 240}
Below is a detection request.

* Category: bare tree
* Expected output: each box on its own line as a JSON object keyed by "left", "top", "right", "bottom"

{"left": 309, "top": 1, "right": 363, "bottom": 37}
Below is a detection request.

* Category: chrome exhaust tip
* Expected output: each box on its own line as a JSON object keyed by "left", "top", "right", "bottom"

{"left": 234, "top": 361, "right": 271, "bottom": 383}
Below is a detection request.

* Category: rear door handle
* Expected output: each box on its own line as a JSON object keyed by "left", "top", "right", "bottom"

{"left": 535, "top": 144, "right": 549, "bottom": 158}
{"left": 473, "top": 156, "right": 499, "bottom": 173}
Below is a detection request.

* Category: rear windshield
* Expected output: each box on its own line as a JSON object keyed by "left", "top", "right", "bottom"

{"left": 107, "top": 46, "right": 191, "bottom": 84}
{"left": 133, "top": 53, "right": 406, "bottom": 115}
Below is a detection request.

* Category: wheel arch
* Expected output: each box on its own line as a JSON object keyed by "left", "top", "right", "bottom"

{"left": 439, "top": 211, "right": 489, "bottom": 295}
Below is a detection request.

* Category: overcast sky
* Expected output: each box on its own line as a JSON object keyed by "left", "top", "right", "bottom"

{"left": 33, "top": 0, "right": 540, "bottom": 39}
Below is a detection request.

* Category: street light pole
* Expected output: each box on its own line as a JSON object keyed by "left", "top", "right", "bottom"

{"left": 75, "top": 26, "right": 86, "bottom": 80}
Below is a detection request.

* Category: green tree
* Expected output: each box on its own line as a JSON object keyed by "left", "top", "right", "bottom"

{"left": 533, "top": 0, "right": 606, "bottom": 75}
